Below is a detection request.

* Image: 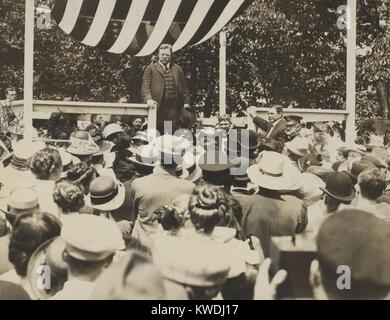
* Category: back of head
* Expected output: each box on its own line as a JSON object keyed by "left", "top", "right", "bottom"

{"left": 30, "top": 148, "right": 62, "bottom": 180}
{"left": 9, "top": 212, "right": 62, "bottom": 277}
{"left": 317, "top": 209, "right": 390, "bottom": 299}
{"left": 358, "top": 168, "right": 386, "bottom": 201}
{"left": 188, "top": 184, "right": 232, "bottom": 234}
{"left": 53, "top": 180, "right": 85, "bottom": 214}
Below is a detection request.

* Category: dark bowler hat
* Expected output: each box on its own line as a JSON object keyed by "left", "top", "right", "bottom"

{"left": 317, "top": 209, "right": 390, "bottom": 293}
{"left": 320, "top": 172, "right": 356, "bottom": 202}
{"left": 284, "top": 115, "right": 303, "bottom": 125}
{"left": 225, "top": 129, "right": 260, "bottom": 155}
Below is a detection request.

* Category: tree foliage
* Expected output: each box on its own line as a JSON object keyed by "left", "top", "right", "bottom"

{"left": 0, "top": 0, "right": 388, "bottom": 120}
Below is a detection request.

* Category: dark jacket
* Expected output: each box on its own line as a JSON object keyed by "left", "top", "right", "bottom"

{"left": 253, "top": 117, "right": 287, "bottom": 142}
{"left": 236, "top": 192, "right": 306, "bottom": 257}
{"left": 141, "top": 62, "right": 190, "bottom": 107}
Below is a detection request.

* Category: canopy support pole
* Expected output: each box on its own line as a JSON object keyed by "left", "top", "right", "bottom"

{"left": 23, "top": 0, "right": 34, "bottom": 141}
{"left": 346, "top": 0, "right": 357, "bottom": 144}
{"left": 219, "top": 30, "right": 227, "bottom": 116}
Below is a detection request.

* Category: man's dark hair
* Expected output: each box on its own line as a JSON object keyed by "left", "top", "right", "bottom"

{"left": 270, "top": 105, "right": 283, "bottom": 115}
{"left": 159, "top": 44, "right": 173, "bottom": 53}
{"left": 358, "top": 168, "right": 386, "bottom": 201}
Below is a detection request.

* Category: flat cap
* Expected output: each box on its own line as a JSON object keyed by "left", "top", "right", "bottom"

{"left": 317, "top": 209, "right": 390, "bottom": 287}
{"left": 61, "top": 214, "right": 125, "bottom": 261}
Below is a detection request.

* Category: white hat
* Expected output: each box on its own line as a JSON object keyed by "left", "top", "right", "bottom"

{"left": 285, "top": 137, "right": 310, "bottom": 157}
{"left": 12, "top": 140, "right": 45, "bottom": 160}
{"left": 61, "top": 214, "right": 125, "bottom": 261}
{"left": 102, "top": 124, "right": 123, "bottom": 139}
{"left": 8, "top": 188, "right": 39, "bottom": 210}
{"left": 152, "top": 235, "right": 230, "bottom": 287}
{"left": 247, "top": 151, "right": 302, "bottom": 191}
{"left": 85, "top": 176, "right": 126, "bottom": 212}
{"left": 66, "top": 131, "right": 100, "bottom": 156}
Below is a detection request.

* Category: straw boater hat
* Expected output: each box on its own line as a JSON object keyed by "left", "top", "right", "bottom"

{"left": 247, "top": 151, "right": 302, "bottom": 191}
{"left": 85, "top": 176, "right": 126, "bottom": 212}
{"left": 66, "top": 131, "right": 100, "bottom": 156}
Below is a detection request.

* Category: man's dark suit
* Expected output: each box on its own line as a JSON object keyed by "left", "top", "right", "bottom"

{"left": 253, "top": 117, "right": 287, "bottom": 142}
{"left": 142, "top": 62, "right": 190, "bottom": 132}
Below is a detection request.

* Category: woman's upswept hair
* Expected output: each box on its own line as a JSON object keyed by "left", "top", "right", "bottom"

{"left": 188, "top": 184, "right": 240, "bottom": 234}
{"left": 53, "top": 180, "right": 85, "bottom": 213}
{"left": 30, "top": 148, "right": 62, "bottom": 180}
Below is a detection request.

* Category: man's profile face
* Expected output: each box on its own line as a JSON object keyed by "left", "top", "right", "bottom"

{"left": 268, "top": 107, "right": 281, "bottom": 124}
{"left": 6, "top": 90, "right": 16, "bottom": 102}
{"left": 159, "top": 48, "right": 172, "bottom": 66}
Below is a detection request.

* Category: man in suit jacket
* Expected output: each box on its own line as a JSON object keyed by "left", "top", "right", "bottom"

{"left": 249, "top": 105, "right": 287, "bottom": 142}
{"left": 142, "top": 44, "right": 191, "bottom": 134}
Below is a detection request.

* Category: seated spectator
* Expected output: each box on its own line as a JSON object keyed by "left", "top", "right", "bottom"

{"left": 0, "top": 212, "right": 61, "bottom": 299}
{"left": 311, "top": 209, "right": 390, "bottom": 299}
{"left": 50, "top": 214, "right": 124, "bottom": 300}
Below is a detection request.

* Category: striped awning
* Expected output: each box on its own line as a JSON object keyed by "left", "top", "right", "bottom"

{"left": 52, "top": 0, "right": 254, "bottom": 56}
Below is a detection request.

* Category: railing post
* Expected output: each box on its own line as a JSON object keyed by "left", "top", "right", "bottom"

{"left": 23, "top": 0, "right": 35, "bottom": 141}
{"left": 345, "top": 0, "right": 357, "bottom": 144}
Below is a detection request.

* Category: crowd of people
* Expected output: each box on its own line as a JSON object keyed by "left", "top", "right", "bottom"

{"left": 0, "top": 97, "right": 389, "bottom": 300}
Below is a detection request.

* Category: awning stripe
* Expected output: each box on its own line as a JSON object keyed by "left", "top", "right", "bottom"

{"left": 172, "top": 0, "right": 215, "bottom": 52}
{"left": 58, "top": 0, "right": 83, "bottom": 34}
{"left": 195, "top": 0, "right": 246, "bottom": 46}
{"left": 82, "top": 0, "right": 116, "bottom": 47}
{"left": 108, "top": 0, "right": 149, "bottom": 54}
{"left": 135, "top": 0, "right": 182, "bottom": 56}
{"left": 52, "top": 0, "right": 255, "bottom": 56}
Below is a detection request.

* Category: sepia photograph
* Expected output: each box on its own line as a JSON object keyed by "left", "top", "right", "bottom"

{"left": 0, "top": 0, "right": 389, "bottom": 306}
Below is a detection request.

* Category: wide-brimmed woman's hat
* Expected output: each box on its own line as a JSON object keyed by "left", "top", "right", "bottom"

{"left": 27, "top": 237, "right": 67, "bottom": 300}
{"left": 66, "top": 131, "right": 100, "bottom": 156}
{"left": 247, "top": 151, "right": 302, "bottom": 191}
{"left": 319, "top": 172, "right": 356, "bottom": 202}
{"left": 85, "top": 176, "right": 126, "bottom": 212}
